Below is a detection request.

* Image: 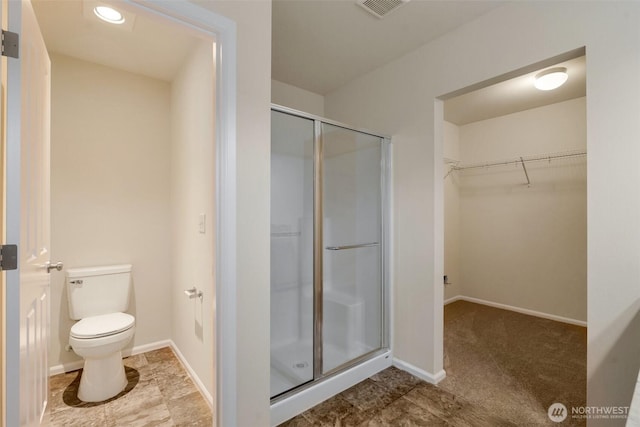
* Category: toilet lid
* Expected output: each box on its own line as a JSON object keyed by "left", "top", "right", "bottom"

{"left": 70, "top": 312, "right": 135, "bottom": 339}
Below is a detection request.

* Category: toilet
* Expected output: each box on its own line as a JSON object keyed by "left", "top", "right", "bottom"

{"left": 66, "top": 264, "right": 136, "bottom": 402}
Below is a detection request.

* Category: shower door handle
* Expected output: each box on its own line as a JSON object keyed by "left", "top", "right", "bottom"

{"left": 325, "top": 242, "right": 379, "bottom": 251}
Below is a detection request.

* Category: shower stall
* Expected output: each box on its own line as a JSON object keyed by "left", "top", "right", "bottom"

{"left": 270, "top": 105, "right": 391, "bottom": 420}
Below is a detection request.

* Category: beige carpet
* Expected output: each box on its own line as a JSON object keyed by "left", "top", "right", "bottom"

{"left": 440, "top": 300, "right": 587, "bottom": 426}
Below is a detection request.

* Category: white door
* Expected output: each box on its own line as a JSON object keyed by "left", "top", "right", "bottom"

{"left": 3, "top": 0, "right": 52, "bottom": 425}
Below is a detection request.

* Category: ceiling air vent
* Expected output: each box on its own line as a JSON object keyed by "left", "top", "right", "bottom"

{"left": 357, "top": 0, "right": 410, "bottom": 19}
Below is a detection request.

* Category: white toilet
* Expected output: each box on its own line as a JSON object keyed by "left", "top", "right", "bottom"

{"left": 66, "top": 264, "right": 136, "bottom": 402}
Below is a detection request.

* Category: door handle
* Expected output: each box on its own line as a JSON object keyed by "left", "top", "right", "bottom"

{"left": 46, "top": 261, "right": 63, "bottom": 273}
{"left": 325, "top": 242, "right": 379, "bottom": 251}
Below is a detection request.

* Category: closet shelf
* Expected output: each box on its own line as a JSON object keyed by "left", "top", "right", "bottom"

{"left": 448, "top": 150, "right": 586, "bottom": 172}
{"left": 444, "top": 150, "right": 586, "bottom": 185}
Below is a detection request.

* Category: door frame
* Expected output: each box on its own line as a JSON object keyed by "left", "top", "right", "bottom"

{"left": 434, "top": 49, "right": 588, "bottom": 385}
{"left": 2, "top": 1, "right": 238, "bottom": 426}
{"left": 123, "top": 3, "right": 239, "bottom": 426}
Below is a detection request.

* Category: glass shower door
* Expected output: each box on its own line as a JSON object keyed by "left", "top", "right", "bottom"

{"left": 270, "top": 110, "right": 315, "bottom": 397}
{"left": 322, "top": 123, "right": 384, "bottom": 373}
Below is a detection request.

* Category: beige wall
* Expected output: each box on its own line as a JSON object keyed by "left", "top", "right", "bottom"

{"left": 170, "top": 40, "right": 215, "bottom": 400}
{"left": 272, "top": 79, "right": 324, "bottom": 116}
{"left": 325, "top": 2, "right": 640, "bottom": 418}
{"left": 449, "top": 97, "right": 587, "bottom": 322}
{"left": 49, "top": 54, "right": 173, "bottom": 368}
{"left": 191, "top": 1, "right": 272, "bottom": 425}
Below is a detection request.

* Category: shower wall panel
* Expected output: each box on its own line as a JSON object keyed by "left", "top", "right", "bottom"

{"left": 270, "top": 111, "right": 314, "bottom": 397}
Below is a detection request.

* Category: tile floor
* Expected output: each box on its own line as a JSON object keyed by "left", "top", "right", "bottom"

{"left": 280, "top": 366, "right": 517, "bottom": 426}
{"left": 280, "top": 301, "right": 587, "bottom": 426}
{"left": 47, "top": 347, "right": 212, "bottom": 426}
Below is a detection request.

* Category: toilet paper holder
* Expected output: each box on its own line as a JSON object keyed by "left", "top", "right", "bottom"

{"left": 184, "top": 287, "right": 203, "bottom": 300}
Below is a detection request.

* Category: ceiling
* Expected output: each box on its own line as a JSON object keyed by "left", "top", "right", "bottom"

{"left": 444, "top": 56, "right": 586, "bottom": 125}
{"left": 32, "top": 0, "right": 587, "bottom": 124}
{"left": 272, "top": 0, "right": 586, "bottom": 125}
{"left": 272, "top": 0, "right": 505, "bottom": 95}
{"left": 32, "top": 0, "right": 201, "bottom": 82}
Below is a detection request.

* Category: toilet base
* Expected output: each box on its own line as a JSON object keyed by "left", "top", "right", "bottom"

{"left": 78, "top": 350, "right": 127, "bottom": 402}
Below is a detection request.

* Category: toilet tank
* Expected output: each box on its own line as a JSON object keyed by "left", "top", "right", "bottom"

{"left": 66, "top": 264, "right": 132, "bottom": 320}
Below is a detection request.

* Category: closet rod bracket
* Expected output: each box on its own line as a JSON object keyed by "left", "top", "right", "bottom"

{"left": 520, "top": 156, "right": 531, "bottom": 187}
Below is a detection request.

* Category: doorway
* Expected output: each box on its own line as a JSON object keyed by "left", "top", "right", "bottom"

{"left": 2, "top": 1, "right": 238, "bottom": 425}
{"left": 438, "top": 52, "right": 587, "bottom": 423}
{"left": 36, "top": 0, "right": 215, "bottom": 417}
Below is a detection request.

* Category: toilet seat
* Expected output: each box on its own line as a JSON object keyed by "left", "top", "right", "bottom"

{"left": 70, "top": 312, "right": 135, "bottom": 339}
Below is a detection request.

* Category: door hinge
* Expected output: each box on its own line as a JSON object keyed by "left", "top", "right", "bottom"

{"left": 0, "top": 244, "right": 18, "bottom": 271}
{"left": 1, "top": 30, "right": 19, "bottom": 59}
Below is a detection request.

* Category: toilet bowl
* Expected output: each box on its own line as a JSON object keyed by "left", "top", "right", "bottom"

{"left": 66, "top": 264, "right": 135, "bottom": 402}
{"left": 69, "top": 312, "right": 135, "bottom": 402}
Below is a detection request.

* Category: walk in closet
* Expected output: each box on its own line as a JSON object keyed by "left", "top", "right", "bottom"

{"left": 443, "top": 95, "right": 587, "bottom": 324}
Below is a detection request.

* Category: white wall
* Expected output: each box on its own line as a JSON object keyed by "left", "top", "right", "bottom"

{"left": 451, "top": 97, "right": 587, "bottom": 322}
{"left": 325, "top": 2, "right": 640, "bottom": 420}
{"left": 170, "top": 40, "right": 215, "bottom": 400}
{"left": 50, "top": 54, "right": 173, "bottom": 368}
{"left": 459, "top": 98, "right": 586, "bottom": 161}
{"left": 192, "top": 1, "right": 272, "bottom": 425}
{"left": 272, "top": 79, "right": 324, "bottom": 117}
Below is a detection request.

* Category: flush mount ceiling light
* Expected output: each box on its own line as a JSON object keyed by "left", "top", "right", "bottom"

{"left": 94, "top": 5, "right": 125, "bottom": 24}
{"left": 534, "top": 67, "right": 568, "bottom": 91}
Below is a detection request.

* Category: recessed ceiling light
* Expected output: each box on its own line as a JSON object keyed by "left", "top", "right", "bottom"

{"left": 94, "top": 6, "right": 125, "bottom": 24}
{"left": 534, "top": 67, "right": 568, "bottom": 91}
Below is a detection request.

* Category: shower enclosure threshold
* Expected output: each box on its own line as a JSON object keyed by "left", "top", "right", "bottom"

{"left": 270, "top": 349, "right": 392, "bottom": 426}
{"left": 271, "top": 339, "right": 377, "bottom": 397}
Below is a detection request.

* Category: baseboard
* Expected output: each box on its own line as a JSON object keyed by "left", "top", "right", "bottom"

{"left": 49, "top": 360, "right": 84, "bottom": 376}
{"left": 445, "top": 295, "right": 587, "bottom": 327}
{"left": 444, "top": 295, "right": 463, "bottom": 305}
{"left": 392, "top": 358, "right": 446, "bottom": 384}
{"left": 126, "top": 339, "right": 173, "bottom": 357}
{"left": 48, "top": 339, "right": 173, "bottom": 376}
{"left": 168, "top": 341, "right": 214, "bottom": 408}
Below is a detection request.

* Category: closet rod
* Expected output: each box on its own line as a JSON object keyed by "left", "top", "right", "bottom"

{"left": 452, "top": 151, "right": 586, "bottom": 172}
